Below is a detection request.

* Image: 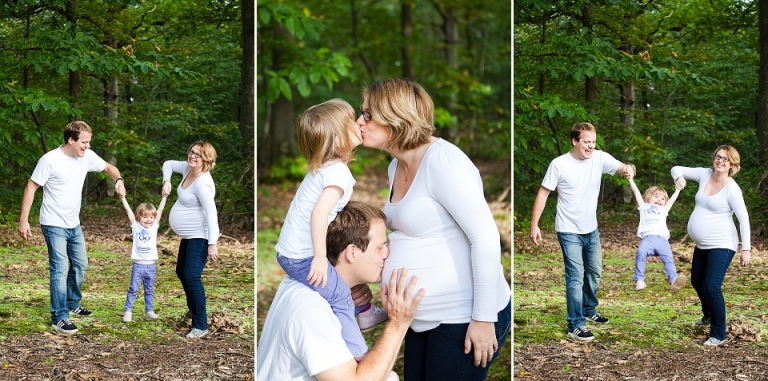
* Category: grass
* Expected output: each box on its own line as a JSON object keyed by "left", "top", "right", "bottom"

{"left": 514, "top": 235, "right": 768, "bottom": 349}
{"left": 0, "top": 237, "right": 254, "bottom": 342}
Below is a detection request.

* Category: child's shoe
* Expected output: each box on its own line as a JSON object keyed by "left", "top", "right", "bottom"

{"left": 123, "top": 311, "right": 132, "bottom": 322}
{"left": 671, "top": 274, "right": 687, "bottom": 294}
{"left": 635, "top": 280, "right": 647, "bottom": 291}
{"left": 146, "top": 311, "right": 159, "bottom": 319}
{"left": 358, "top": 304, "right": 388, "bottom": 332}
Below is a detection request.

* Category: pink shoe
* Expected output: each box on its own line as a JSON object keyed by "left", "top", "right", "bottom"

{"left": 358, "top": 304, "right": 388, "bottom": 332}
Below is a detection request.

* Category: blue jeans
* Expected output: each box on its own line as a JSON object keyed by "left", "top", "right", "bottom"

{"left": 277, "top": 254, "right": 367, "bottom": 357}
{"left": 557, "top": 230, "right": 602, "bottom": 331}
{"left": 124, "top": 262, "right": 157, "bottom": 312}
{"left": 41, "top": 225, "right": 88, "bottom": 324}
{"left": 403, "top": 301, "right": 511, "bottom": 381}
{"left": 634, "top": 235, "right": 678, "bottom": 283}
{"left": 176, "top": 239, "right": 209, "bottom": 330}
{"left": 690, "top": 247, "right": 735, "bottom": 340}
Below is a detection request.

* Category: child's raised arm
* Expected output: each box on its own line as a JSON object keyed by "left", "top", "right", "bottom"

{"left": 627, "top": 175, "right": 645, "bottom": 208}
{"left": 120, "top": 195, "right": 136, "bottom": 225}
{"left": 156, "top": 195, "right": 168, "bottom": 222}
{"left": 665, "top": 181, "right": 685, "bottom": 212}
{"left": 308, "top": 186, "right": 345, "bottom": 289}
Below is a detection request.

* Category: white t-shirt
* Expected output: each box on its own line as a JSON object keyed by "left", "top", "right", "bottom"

{"left": 275, "top": 161, "right": 355, "bottom": 259}
{"left": 30, "top": 147, "right": 107, "bottom": 229}
{"left": 541, "top": 150, "right": 621, "bottom": 234}
{"left": 382, "top": 139, "right": 510, "bottom": 332}
{"left": 257, "top": 277, "right": 353, "bottom": 380}
{"left": 131, "top": 221, "right": 159, "bottom": 263}
{"left": 637, "top": 203, "right": 670, "bottom": 239}
{"left": 670, "top": 166, "right": 751, "bottom": 251}
{"left": 163, "top": 161, "right": 219, "bottom": 243}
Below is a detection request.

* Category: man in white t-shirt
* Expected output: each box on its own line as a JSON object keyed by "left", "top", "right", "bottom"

{"left": 529, "top": 122, "right": 633, "bottom": 342}
{"left": 257, "top": 201, "right": 425, "bottom": 381}
{"left": 18, "top": 121, "right": 126, "bottom": 335}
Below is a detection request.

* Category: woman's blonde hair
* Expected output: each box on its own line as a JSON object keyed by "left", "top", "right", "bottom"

{"left": 297, "top": 99, "right": 357, "bottom": 173}
{"left": 712, "top": 144, "right": 741, "bottom": 176}
{"left": 135, "top": 203, "right": 157, "bottom": 219}
{"left": 189, "top": 141, "right": 217, "bottom": 172}
{"left": 642, "top": 186, "right": 669, "bottom": 203}
{"left": 362, "top": 78, "right": 434, "bottom": 151}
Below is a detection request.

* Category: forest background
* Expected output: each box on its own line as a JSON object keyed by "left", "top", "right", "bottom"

{"left": 257, "top": 0, "right": 512, "bottom": 379}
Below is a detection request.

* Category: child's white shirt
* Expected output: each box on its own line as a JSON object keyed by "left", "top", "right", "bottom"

{"left": 131, "top": 221, "right": 159, "bottom": 263}
{"left": 275, "top": 161, "right": 355, "bottom": 259}
{"left": 637, "top": 203, "right": 670, "bottom": 239}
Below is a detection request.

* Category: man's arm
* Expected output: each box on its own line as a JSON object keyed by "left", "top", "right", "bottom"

{"left": 316, "top": 268, "right": 425, "bottom": 381}
{"left": 103, "top": 163, "right": 126, "bottom": 197}
{"left": 529, "top": 186, "right": 551, "bottom": 246}
{"left": 18, "top": 180, "right": 40, "bottom": 239}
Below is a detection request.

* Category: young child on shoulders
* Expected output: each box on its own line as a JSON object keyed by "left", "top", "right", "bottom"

{"left": 628, "top": 169, "right": 687, "bottom": 293}
{"left": 275, "top": 99, "right": 387, "bottom": 360}
{"left": 120, "top": 193, "right": 167, "bottom": 322}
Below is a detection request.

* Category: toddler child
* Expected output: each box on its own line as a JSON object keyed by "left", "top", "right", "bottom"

{"left": 275, "top": 99, "right": 387, "bottom": 360}
{"left": 120, "top": 193, "right": 167, "bottom": 322}
{"left": 628, "top": 171, "right": 687, "bottom": 292}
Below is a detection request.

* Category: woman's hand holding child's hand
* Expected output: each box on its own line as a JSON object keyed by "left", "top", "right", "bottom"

{"left": 307, "top": 256, "right": 328, "bottom": 288}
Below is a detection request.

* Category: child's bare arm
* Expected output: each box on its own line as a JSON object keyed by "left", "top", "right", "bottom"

{"left": 627, "top": 177, "right": 645, "bottom": 208}
{"left": 156, "top": 195, "right": 168, "bottom": 221}
{"left": 308, "top": 186, "right": 344, "bottom": 289}
{"left": 665, "top": 187, "right": 682, "bottom": 211}
{"left": 120, "top": 196, "right": 136, "bottom": 225}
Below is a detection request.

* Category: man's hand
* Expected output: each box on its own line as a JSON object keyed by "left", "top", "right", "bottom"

{"left": 529, "top": 225, "right": 542, "bottom": 246}
{"left": 465, "top": 320, "right": 498, "bottom": 368}
{"left": 18, "top": 220, "right": 31, "bottom": 239}
{"left": 351, "top": 284, "right": 373, "bottom": 307}
{"left": 115, "top": 180, "right": 126, "bottom": 198}
{"left": 380, "top": 268, "right": 424, "bottom": 328}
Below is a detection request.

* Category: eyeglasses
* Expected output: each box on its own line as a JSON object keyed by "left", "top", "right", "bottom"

{"left": 359, "top": 110, "right": 371, "bottom": 122}
{"left": 714, "top": 155, "right": 729, "bottom": 163}
{"left": 188, "top": 150, "right": 202, "bottom": 159}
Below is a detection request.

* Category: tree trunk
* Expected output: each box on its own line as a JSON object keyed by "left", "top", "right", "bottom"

{"left": 351, "top": 0, "right": 375, "bottom": 82}
{"left": 240, "top": 0, "right": 255, "bottom": 160}
{"left": 581, "top": 6, "right": 596, "bottom": 105}
{"left": 266, "top": 22, "right": 297, "bottom": 165}
{"left": 66, "top": 0, "right": 80, "bottom": 115}
{"left": 758, "top": 0, "right": 768, "bottom": 163}
{"left": 269, "top": 94, "right": 297, "bottom": 164}
{"left": 432, "top": 1, "right": 459, "bottom": 139}
{"left": 620, "top": 80, "right": 635, "bottom": 126}
{"left": 401, "top": 1, "right": 413, "bottom": 79}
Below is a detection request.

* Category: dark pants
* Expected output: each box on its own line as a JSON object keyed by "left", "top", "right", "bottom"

{"left": 176, "top": 238, "right": 209, "bottom": 330}
{"left": 690, "top": 247, "right": 735, "bottom": 340}
{"left": 403, "top": 301, "right": 511, "bottom": 381}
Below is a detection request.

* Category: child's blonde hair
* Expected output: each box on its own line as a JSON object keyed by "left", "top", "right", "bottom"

{"left": 297, "top": 99, "right": 357, "bottom": 173}
{"left": 642, "top": 186, "right": 669, "bottom": 203}
{"left": 135, "top": 203, "right": 158, "bottom": 218}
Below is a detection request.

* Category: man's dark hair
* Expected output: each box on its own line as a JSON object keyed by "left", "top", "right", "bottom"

{"left": 64, "top": 121, "right": 92, "bottom": 143}
{"left": 326, "top": 201, "right": 386, "bottom": 266}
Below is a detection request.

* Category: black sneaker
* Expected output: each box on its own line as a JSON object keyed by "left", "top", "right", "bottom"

{"left": 70, "top": 306, "right": 92, "bottom": 316}
{"left": 568, "top": 326, "right": 594, "bottom": 342}
{"left": 692, "top": 317, "right": 710, "bottom": 328}
{"left": 52, "top": 319, "right": 78, "bottom": 335}
{"left": 586, "top": 312, "right": 609, "bottom": 324}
